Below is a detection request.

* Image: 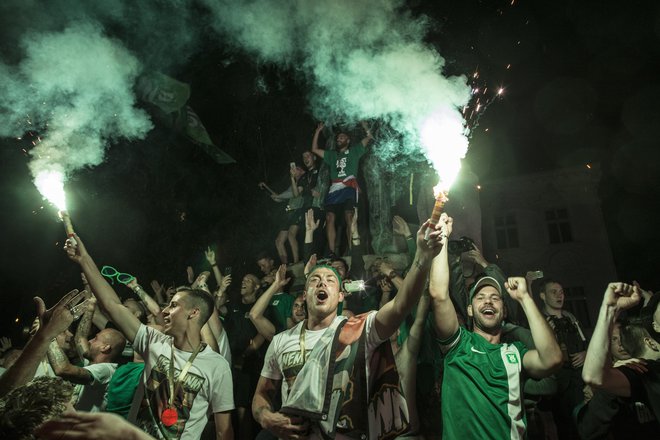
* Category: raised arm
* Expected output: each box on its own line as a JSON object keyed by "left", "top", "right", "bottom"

{"left": 428, "top": 215, "right": 459, "bottom": 340}
{"left": 248, "top": 265, "right": 289, "bottom": 341}
{"left": 65, "top": 235, "right": 141, "bottom": 343}
{"left": 348, "top": 208, "right": 366, "bottom": 279}
{"left": 506, "top": 277, "right": 563, "bottom": 378}
{"left": 204, "top": 247, "right": 225, "bottom": 288}
{"left": 303, "top": 209, "right": 320, "bottom": 262}
{"left": 74, "top": 297, "right": 96, "bottom": 360}
{"left": 311, "top": 122, "right": 325, "bottom": 158}
{"left": 0, "top": 290, "right": 78, "bottom": 396}
{"left": 582, "top": 282, "right": 641, "bottom": 396}
{"left": 205, "top": 306, "right": 225, "bottom": 345}
{"left": 290, "top": 167, "right": 302, "bottom": 198}
{"left": 150, "top": 279, "right": 166, "bottom": 305}
{"left": 378, "top": 260, "right": 403, "bottom": 292}
{"left": 360, "top": 120, "right": 374, "bottom": 147}
{"left": 393, "top": 215, "right": 416, "bottom": 268}
{"left": 47, "top": 339, "right": 94, "bottom": 385}
{"left": 214, "top": 275, "right": 231, "bottom": 316}
{"left": 375, "top": 219, "right": 444, "bottom": 339}
{"left": 126, "top": 277, "right": 163, "bottom": 322}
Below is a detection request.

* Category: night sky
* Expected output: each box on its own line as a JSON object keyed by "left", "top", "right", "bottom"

{"left": 1, "top": 0, "right": 659, "bottom": 339}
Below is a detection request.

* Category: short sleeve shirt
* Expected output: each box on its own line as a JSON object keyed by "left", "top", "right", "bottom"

{"left": 129, "top": 324, "right": 234, "bottom": 440}
{"left": 439, "top": 327, "right": 529, "bottom": 439}
{"left": 323, "top": 144, "right": 366, "bottom": 180}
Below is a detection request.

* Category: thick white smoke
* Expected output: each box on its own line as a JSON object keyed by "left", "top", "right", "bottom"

{"left": 0, "top": 21, "right": 152, "bottom": 206}
{"left": 0, "top": 0, "right": 472, "bottom": 202}
{"left": 0, "top": 1, "right": 202, "bottom": 207}
{"left": 204, "top": 0, "right": 471, "bottom": 186}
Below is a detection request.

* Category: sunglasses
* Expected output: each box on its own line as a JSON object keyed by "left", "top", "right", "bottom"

{"left": 101, "top": 265, "right": 135, "bottom": 285}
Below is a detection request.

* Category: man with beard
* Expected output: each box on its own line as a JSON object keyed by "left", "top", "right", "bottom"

{"left": 64, "top": 235, "right": 234, "bottom": 439}
{"left": 311, "top": 122, "right": 372, "bottom": 256}
{"left": 428, "top": 216, "right": 562, "bottom": 439}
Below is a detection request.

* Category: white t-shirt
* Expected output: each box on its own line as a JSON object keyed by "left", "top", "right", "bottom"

{"left": 261, "top": 311, "right": 386, "bottom": 440}
{"left": 33, "top": 358, "right": 56, "bottom": 378}
{"left": 129, "top": 324, "right": 234, "bottom": 440}
{"left": 216, "top": 328, "right": 232, "bottom": 365}
{"left": 75, "top": 362, "right": 117, "bottom": 412}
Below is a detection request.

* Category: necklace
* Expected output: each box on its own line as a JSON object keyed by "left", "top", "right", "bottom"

{"left": 161, "top": 339, "right": 204, "bottom": 427}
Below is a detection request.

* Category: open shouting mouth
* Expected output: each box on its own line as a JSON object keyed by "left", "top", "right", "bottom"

{"left": 316, "top": 290, "right": 329, "bottom": 303}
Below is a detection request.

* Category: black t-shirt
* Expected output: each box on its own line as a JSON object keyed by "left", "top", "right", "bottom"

{"left": 546, "top": 314, "right": 587, "bottom": 354}
{"left": 224, "top": 301, "right": 258, "bottom": 357}
{"left": 224, "top": 300, "right": 274, "bottom": 361}
{"left": 619, "top": 359, "right": 660, "bottom": 422}
{"left": 577, "top": 388, "right": 659, "bottom": 439}
{"left": 300, "top": 167, "right": 319, "bottom": 208}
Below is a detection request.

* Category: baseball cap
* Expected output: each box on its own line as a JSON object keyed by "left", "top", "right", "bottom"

{"left": 469, "top": 276, "right": 503, "bottom": 301}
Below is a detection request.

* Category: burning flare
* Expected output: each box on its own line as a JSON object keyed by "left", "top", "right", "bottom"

{"left": 34, "top": 170, "right": 66, "bottom": 211}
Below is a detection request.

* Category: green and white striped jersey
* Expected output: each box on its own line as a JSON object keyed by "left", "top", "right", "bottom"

{"left": 438, "top": 327, "right": 529, "bottom": 440}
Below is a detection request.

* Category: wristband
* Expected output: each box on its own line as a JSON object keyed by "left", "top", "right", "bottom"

{"left": 211, "top": 263, "right": 218, "bottom": 267}
{"left": 132, "top": 284, "right": 142, "bottom": 293}
{"left": 388, "top": 271, "right": 398, "bottom": 279}
{"left": 405, "top": 235, "right": 413, "bottom": 240}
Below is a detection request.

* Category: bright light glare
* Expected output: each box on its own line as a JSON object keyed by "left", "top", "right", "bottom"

{"left": 34, "top": 170, "right": 67, "bottom": 210}
{"left": 420, "top": 109, "right": 469, "bottom": 191}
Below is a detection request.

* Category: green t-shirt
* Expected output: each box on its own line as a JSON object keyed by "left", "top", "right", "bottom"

{"left": 269, "top": 292, "right": 294, "bottom": 333}
{"left": 323, "top": 144, "right": 366, "bottom": 180}
{"left": 439, "top": 327, "right": 529, "bottom": 439}
{"left": 105, "top": 361, "right": 145, "bottom": 419}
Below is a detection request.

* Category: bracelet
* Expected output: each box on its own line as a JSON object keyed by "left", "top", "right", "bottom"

{"left": 132, "top": 284, "right": 142, "bottom": 293}
{"left": 211, "top": 263, "right": 218, "bottom": 267}
{"left": 405, "top": 235, "right": 413, "bottom": 241}
{"left": 388, "top": 271, "right": 398, "bottom": 279}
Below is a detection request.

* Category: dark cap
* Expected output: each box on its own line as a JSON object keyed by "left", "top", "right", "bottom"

{"left": 469, "top": 276, "right": 503, "bottom": 301}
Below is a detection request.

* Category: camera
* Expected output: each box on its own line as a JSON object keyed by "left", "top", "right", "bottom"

{"left": 448, "top": 236, "right": 476, "bottom": 254}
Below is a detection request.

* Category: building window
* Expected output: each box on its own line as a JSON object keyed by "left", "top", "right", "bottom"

{"left": 494, "top": 213, "right": 519, "bottom": 249}
{"left": 546, "top": 208, "right": 573, "bottom": 244}
{"left": 564, "top": 286, "right": 591, "bottom": 328}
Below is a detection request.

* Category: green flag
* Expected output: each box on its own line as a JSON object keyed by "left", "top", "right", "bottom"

{"left": 175, "top": 105, "right": 236, "bottom": 164}
{"left": 137, "top": 72, "right": 190, "bottom": 114}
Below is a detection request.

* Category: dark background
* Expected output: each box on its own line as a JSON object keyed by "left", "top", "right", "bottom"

{"left": 1, "top": 0, "right": 659, "bottom": 341}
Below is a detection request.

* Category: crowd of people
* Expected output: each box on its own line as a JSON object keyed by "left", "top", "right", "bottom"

{"left": 0, "top": 124, "right": 658, "bottom": 440}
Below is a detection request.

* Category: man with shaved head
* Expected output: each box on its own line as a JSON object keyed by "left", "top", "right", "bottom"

{"left": 47, "top": 324, "right": 127, "bottom": 412}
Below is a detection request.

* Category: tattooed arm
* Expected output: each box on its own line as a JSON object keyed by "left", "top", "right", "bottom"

{"left": 74, "top": 298, "right": 96, "bottom": 360}
{"left": 47, "top": 340, "right": 93, "bottom": 385}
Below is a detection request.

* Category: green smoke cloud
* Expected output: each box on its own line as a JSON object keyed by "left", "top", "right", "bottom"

{"left": 204, "top": 0, "right": 471, "bottom": 179}
{"left": 0, "top": 1, "right": 205, "bottom": 192}
{"left": 0, "top": 22, "right": 152, "bottom": 184}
